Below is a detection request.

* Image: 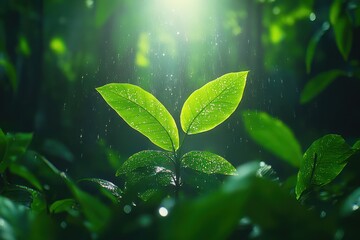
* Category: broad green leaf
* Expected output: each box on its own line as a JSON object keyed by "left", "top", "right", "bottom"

{"left": 295, "top": 134, "right": 356, "bottom": 199}
{"left": 300, "top": 69, "right": 345, "bottom": 104}
{"left": 116, "top": 150, "right": 173, "bottom": 176}
{"left": 305, "top": 22, "right": 330, "bottom": 73}
{"left": 0, "top": 132, "right": 33, "bottom": 173}
{"left": 125, "top": 167, "right": 174, "bottom": 188}
{"left": 242, "top": 111, "right": 302, "bottom": 167}
{"left": 330, "top": 0, "right": 353, "bottom": 60}
{"left": 49, "top": 198, "right": 77, "bottom": 214}
{"left": 181, "top": 151, "right": 236, "bottom": 175}
{"left": 180, "top": 71, "right": 247, "bottom": 134}
{"left": 97, "top": 83, "right": 179, "bottom": 151}
{"left": 78, "top": 178, "right": 122, "bottom": 201}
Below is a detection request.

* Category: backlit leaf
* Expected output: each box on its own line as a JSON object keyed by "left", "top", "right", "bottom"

{"left": 180, "top": 71, "right": 247, "bottom": 134}
{"left": 300, "top": 69, "right": 345, "bottom": 104}
{"left": 242, "top": 111, "right": 302, "bottom": 167}
{"left": 330, "top": 0, "right": 353, "bottom": 60}
{"left": 116, "top": 150, "right": 173, "bottom": 176}
{"left": 181, "top": 151, "right": 236, "bottom": 175}
{"left": 97, "top": 83, "right": 179, "bottom": 151}
{"left": 295, "top": 134, "right": 357, "bottom": 199}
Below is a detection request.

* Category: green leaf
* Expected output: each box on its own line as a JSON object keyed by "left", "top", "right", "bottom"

{"left": 242, "top": 111, "right": 302, "bottom": 167}
{"left": 353, "top": 140, "right": 360, "bottom": 150}
{"left": 95, "top": 0, "right": 122, "bottom": 28}
{"left": 97, "top": 83, "right": 179, "bottom": 151}
{"left": 300, "top": 69, "right": 345, "bottom": 104}
{"left": 49, "top": 198, "right": 78, "bottom": 214}
{"left": 0, "top": 57, "right": 18, "bottom": 92}
{"left": 116, "top": 150, "right": 173, "bottom": 176}
{"left": 2, "top": 185, "right": 46, "bottom": 212}
{"left": 125, "top": 167, "right": 174, "bottom": 188}
{"left": 295, "top": 134, "right": 356, "bottom": 199}
{"left": 0, "top": 132, "right": 33, "bottom": 173}
{"left": 330, "top": 0, "right": 353, "bottom": 60}
{"left": 9, "top": 164, "right": 43, "bottom": 190}
{"left": 305, "top": 22, "right": 330, "bottom": 73}
{"left": 0, "top": 196, "right": 31, "bottom": 240}
{"left": 62, "top": 174, "right": 111, "bottom": 232}
{"left": 181, "top": 151, "right": 236, "bottom": 175}
{"left": 78, "top": 178, "right": 122, "bottom": 201}
{"left": 180, "top": 71, "right": 247, "bottom": 134}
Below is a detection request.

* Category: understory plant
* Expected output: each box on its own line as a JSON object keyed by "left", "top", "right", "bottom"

{"left": 96, "top": 71, "right": 248, "bottom": 198}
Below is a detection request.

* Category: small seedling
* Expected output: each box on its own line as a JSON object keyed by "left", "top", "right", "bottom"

{"left": 97, "top": 71, "right": 248, "bottom": 198}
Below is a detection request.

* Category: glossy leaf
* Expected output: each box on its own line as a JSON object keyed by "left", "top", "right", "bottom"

{"left": 180, "top": 71, "right": 247, "bottom": 134}
{"left": 295, "top": 134, "right": 356, "bottom": 199}
{"left": 181, "top": 151, "right": 236, "bottom": 175}
{"left": 49, "top": 198, "right": 78, "bottom": 214}
{"left": 79, "top": 178, "right": 122, "bottom": 201}
{"left": 242, "top": 111, "right": 302, "bottom": 167}
{"left": 330, "top": 0, "right": 353, "bottom": 60}
{"left": 116, "top": 150, "right": 173, "bottom": 176}
{"left": 300, "top": 69, "right": 345, "bottom": 104}
{"left": 305, "top": 22, "right": 330, "bottom": 73}
{"left": 97, "top": 83, "right": 179, "bottom": 151}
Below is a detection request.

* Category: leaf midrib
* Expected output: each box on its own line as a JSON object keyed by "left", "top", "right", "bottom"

{"left": 185, "top": 82, "right": 234, "bottom": 134}
{"left": 108, "top": 88, "right": 175, "bottom": 151}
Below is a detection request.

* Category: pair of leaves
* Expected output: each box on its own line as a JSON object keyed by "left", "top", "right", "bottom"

{"left": 116, "top": 151, "right": 236, "bottom": 191}
{"left": 295, "top": 134, "right": 359, "bottom": 199}
{"left": 96, "top": 71, "right": 248, "bottom": 151}
{"left": 116, "top": 150, "right": 236, "bottom": 176}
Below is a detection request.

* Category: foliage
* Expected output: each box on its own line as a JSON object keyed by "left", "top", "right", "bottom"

{"left": 97, "top": 72, "right": 247, "bottom": 198}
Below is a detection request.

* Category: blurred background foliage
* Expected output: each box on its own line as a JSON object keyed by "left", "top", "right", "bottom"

{"left": 1, "top": 0, "right": 360, "bottom": 239}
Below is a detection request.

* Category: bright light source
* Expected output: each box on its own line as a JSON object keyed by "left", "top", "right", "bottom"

{"left": 158, "top": 207, "right": 168, "bottom": 217}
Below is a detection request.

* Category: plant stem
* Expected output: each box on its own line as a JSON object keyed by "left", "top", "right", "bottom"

{"left": 174, "top": 151, "right": 181, "bottom": 200}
